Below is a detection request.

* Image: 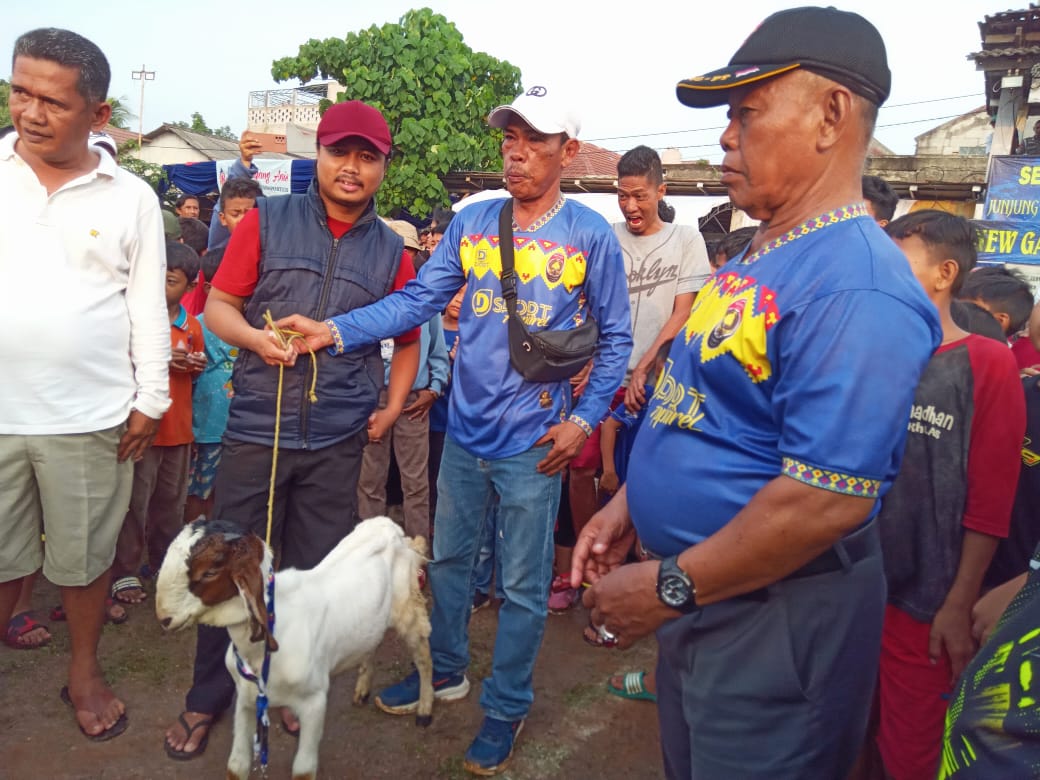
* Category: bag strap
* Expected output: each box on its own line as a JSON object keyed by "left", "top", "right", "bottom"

{"left": 498, "top": 199, "right": 535, "bottom": 354}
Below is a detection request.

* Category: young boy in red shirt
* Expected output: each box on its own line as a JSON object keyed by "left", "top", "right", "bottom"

{"left": 111, "top": 242, "right": 206, "bottom": 604}
{"left": 876, "top": 211, "right": 1026, "bottom": 780}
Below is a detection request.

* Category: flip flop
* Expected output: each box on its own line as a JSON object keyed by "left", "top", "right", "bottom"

{"left": 606, "top": 671, "right": 657, "bottom": 702}
{"left": 60, "top": 686, "right": 129, "bottom": 742}
{"left": 111, "top": 576, "right": 147, "bottom": 604}
{"left": 165, "top": 712, "right": 214, "bottom": 760}
{"left": 4, "top": 611, "right": 51, "bottom": 650}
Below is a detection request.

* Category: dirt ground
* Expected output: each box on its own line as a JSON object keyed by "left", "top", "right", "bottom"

{"left": 0, "top": 572, "right": 664, "bottom": 779}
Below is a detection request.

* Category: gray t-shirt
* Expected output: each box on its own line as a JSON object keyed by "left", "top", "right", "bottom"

{"left": 613, "top": 221, "right": 711, "bottom": 381}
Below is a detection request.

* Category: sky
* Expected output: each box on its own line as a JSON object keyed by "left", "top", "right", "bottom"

{"left": 3, "top": 0, "right": 1002, "bottom": 163}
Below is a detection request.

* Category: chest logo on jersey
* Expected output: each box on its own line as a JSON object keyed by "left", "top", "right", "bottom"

{"left": 460, "top": 235, "right": 587, "bottom": 292}
{"left": 682, "top": 271, "right": 780, "bottom": 383}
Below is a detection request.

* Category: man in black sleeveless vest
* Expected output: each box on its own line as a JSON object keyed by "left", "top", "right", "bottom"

{"left": 163, "top": 101, "right": 421, "bottom": 759}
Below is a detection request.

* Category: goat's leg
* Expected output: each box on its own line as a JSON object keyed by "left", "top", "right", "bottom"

{"left": 353, "top": 655, "right": 373, "bottom": 705}
{"left": 404, "top": 629, "right": 434, "bottom": 727}
{"left": 290, "top": 692, "right": 327, "bottom": 780}
{"left": 226, "top": 682, "right": 256, "bottom": 780}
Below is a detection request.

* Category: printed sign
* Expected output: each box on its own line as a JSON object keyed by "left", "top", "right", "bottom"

{"left": 215, "top": 158, "right": 292, "bottom": 197}
{"left": 973, "top": 220, "right": 1040, "bottom": 264}
{"left": 984, "top": 156, "right": 1040, "bottom": 222}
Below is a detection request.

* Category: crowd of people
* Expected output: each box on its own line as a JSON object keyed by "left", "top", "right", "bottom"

{"left": 7, "top": 8, "right": 1040, "bottom": 780}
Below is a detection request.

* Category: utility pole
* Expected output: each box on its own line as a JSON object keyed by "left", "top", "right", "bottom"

{"left": 131, "top": 64, "right": 155, "bottom": 151}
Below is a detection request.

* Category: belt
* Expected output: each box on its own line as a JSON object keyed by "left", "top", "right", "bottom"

{"left": 643, "top": 521, "right": 877, "bottom": 603}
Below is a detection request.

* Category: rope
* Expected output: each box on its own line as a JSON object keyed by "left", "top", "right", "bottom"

{"left": 241, "top": 309, "right": 319, "bottom": 773}
{"left": 261, "top": 309, "right": 318, "bottom": 546}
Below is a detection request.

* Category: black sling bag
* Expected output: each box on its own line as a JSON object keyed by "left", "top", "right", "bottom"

{"left": 498, "top": 198, "right": 599, "bottom": 382}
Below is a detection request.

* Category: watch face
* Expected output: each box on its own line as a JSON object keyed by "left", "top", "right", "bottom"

{"left": 660, "top": 575, "right": 691, "bottom": 607}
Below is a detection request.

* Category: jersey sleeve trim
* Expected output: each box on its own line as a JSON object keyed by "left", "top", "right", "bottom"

{"left": 781, "top": 456, "right": 882, "bottom": 498}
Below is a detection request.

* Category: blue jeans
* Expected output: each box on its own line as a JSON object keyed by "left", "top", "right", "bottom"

{"left": 473, "top": 500, "right": 504, "bottom": 599}
{"left": 430, "top": 435, "right": 561, "bottom": 721}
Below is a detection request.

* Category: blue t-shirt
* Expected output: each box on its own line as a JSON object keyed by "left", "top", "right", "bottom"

{"left": 627, "top": 204, "right": 942, "bottom": 557}
{"left": 327, "top": 197, "right": 633, "bottom": 459}
{"left": 429, "top": 324, "right": 458, "bottom": 434}
{"left": 192, "top": 315, "right": 238, "bottom": 444}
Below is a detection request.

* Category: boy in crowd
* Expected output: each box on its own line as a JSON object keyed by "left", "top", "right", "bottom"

{"left": 862, "top": 174, "right": 899, "bottom": 227}
{"left": 959, "top": 265, "right": 1033, "bottom": 339}
{"left": 111, "top": 242, "right": 206, "bottom": 605}
{"left": 986, "top": 301, "right": 1040, "bottom": 590}
{"left": 709, "top": 226, "right": 758, "bottom": 272}
{"left": 182, "top": 178, "right": 262, "bottom": 318}
{"left": 175, "top": 194, "right": 200, "bottom": 219}
{"left": 183, "top": 247, "right": 236, "bottom": 524}
{"left": 357, "top": 221, "right": 449, "bottom": 542}
{"left": 178, "top": 217, "right": 209, "bottom": 257}
{"left": 876, "top": 211, "right": 1025, "bottom": 780}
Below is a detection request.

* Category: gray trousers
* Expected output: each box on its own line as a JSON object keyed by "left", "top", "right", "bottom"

{"left": 655, "top": 522, "right": 884, "bottom": 780}
{"left": 357, "top": 388, "right": 431, "bottom": 540}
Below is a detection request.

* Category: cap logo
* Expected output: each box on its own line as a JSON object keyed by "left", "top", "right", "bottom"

{"left": 526, "top": 86, "right": 548, "bottom": 97}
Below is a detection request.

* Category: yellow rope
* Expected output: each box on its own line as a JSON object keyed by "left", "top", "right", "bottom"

{"left": 261, "top": 309, "right": 319, "bottom": 546}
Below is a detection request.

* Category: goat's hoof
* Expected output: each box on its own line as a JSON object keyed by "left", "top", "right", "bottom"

{"left": 415, "top": 713, "right": 433, "bottom": 728}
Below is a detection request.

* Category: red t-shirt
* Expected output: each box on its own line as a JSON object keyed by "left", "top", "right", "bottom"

{"left": 1012, "top": 336, "right": 1040, "bottom": 371}
{"left": 211, "top": 209, "right": 419, "bottom": 343}
{"left": 156, "top": 307, "right": 204, "bottom": 447}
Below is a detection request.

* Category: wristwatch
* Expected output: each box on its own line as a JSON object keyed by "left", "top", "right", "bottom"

{"left": 656, "top": 555, "right": 699, "bottom": 613}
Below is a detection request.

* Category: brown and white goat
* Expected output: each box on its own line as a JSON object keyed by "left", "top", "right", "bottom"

{"left": 155, "top": 516, "right": 433, "bottom": 780}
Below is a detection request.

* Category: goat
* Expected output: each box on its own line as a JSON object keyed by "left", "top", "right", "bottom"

{"left": 155, "top": 516, "right": 434, "bottom": 780}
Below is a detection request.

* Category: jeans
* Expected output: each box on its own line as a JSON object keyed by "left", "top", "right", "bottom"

{"left": 473, "top": 500, "right": 504, "bottom": 599}
{"left": 430, "top": 435, "right": 561, "bottom": 721}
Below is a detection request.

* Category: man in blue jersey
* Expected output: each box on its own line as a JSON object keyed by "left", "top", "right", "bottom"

{"left": 570, "top": 8, "right": 942, "bottom": 780}
{"left": 276, "top": 86, "right": 632, "bottom": 776}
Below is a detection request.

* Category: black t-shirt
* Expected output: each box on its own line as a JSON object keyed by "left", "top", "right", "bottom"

{"left": 985, "top": 375, "right": 1040, "bottom": 590}
{"left": 941, "top": 542, "right": 1040, "bottom": 778}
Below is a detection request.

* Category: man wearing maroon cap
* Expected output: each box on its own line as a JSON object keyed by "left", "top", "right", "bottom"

{"left": 163, "top": 100, "right": 421, "bottom": 760}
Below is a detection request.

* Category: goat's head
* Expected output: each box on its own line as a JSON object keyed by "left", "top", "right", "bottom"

{"left": 156, "top": 520, "right": 279, "bottom": 651}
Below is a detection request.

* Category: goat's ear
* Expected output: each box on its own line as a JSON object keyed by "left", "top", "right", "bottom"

{"left": 229, "top": 536, "right": 279, "bottom": 652}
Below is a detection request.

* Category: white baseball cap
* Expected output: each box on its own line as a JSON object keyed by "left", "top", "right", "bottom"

{"left": 487, "top": 86, "right": 580, "bottom": 139}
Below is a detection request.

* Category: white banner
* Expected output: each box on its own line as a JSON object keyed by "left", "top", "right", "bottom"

{"left": 216, "top": 158, "right": 292, "bottom": 197}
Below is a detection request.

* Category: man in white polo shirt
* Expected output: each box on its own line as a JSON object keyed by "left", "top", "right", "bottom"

{"left": 0, "top": 27, "right": 169, "bottom": 741}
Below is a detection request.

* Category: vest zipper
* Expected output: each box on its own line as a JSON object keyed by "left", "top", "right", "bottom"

{"left": 299, "top": 235, "right": 340, "bottom": 449}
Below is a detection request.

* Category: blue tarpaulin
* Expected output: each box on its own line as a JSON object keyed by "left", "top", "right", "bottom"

{"left": 160, "top": 159, "right": 315, "bottom": 196}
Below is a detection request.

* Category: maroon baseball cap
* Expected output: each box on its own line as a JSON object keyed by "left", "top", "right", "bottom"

{"left": 316, "top": 100, "right": 392, "bottom": 155}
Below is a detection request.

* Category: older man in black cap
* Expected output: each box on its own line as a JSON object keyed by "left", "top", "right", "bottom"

{"left": 571, "top": 7, "right": 942, "bottom": 779}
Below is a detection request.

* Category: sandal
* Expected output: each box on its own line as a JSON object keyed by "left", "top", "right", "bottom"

{"left": 60, "top": 686, "right": 129, "bottom": 742}
{"left": 607, "top": 671, "right": 657, "bottom": 702}
{"left": 4, "top": 611, "right": 51, "bottom": 650}
{"left": 165, "top": 711, "right": 214, "bottom": 761}
{"left": 111, "top": 576, "right": 147, "bottom": 604}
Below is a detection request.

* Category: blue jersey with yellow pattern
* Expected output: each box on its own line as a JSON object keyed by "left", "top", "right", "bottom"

{"left": 326, "top": 197, "right": 632, "bottom": 460}
{"left": 627, "top": 204, "right": 941, "bottom": 556}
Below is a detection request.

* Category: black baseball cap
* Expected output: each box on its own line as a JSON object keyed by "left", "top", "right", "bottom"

{"left": 676, "top": 6, "right": 890, "bottom": 108}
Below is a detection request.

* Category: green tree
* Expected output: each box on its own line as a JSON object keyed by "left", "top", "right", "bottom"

{"left": 106, "top": 96, "right": 135, "bottom": 129}
{"left": 0, "top": 80, "right": 11, "bottom": 127}
{"left": 175, "top": 112, "right": 237, "bottom": 141}
{"left": 271, "top": 8, "right": 522, "bottom": 216}
{"left": 119, "top": 154, "right": 167, "bottom": 192}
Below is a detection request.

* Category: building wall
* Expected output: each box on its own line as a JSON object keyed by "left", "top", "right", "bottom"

{"left": 136, "top": 132, "right": 211, "bottom": 165}
{"left": 915, "top": 110, "right": 991, "bottom": 156}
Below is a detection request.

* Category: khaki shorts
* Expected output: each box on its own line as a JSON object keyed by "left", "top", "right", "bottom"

{"left": 0, "top": 425, "right": 132, "bottom": 586}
